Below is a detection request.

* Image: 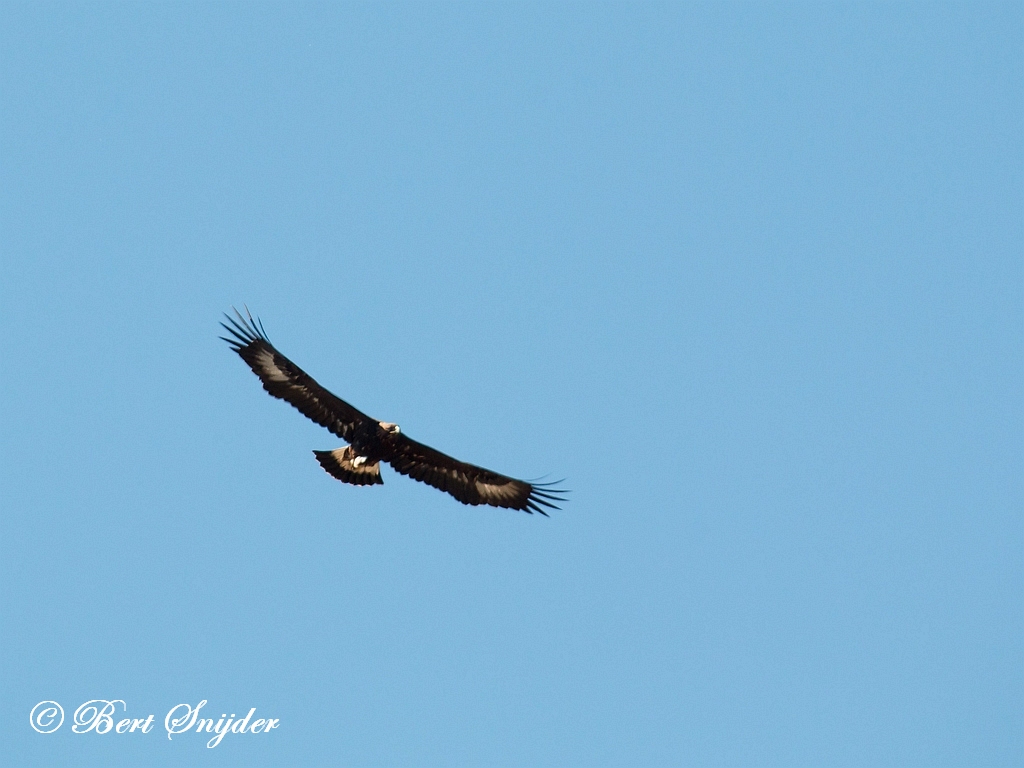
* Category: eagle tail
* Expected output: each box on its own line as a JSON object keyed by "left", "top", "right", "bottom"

{"left": 313, "top": 447, "right": 383, "bottom": 486}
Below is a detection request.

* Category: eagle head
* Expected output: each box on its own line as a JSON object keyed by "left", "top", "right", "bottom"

{"left": 379, "top": 421, "right": 401, "bottom": 435}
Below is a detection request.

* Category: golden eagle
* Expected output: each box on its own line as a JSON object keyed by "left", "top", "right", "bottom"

{"left": 221, "top": 308, "right": 566, "bottom": 515}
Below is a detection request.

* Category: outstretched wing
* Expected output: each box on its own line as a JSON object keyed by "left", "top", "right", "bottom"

{"left": 383, "top": 433, "right": 567, "bottom": 515}
{"left": 220, "top": 307, "right": 373, "bottom": 442}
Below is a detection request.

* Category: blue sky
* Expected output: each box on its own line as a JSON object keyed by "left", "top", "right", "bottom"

{"left": 1, "top": 3, "right": 1020, "bottom": 765}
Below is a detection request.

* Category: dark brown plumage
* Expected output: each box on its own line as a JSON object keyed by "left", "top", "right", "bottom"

{"left": 220, "top": 308, "right": 566, "bottom": 515}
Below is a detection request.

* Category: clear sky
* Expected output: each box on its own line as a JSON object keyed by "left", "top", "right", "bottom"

{"left": 1, "top": 3, "right": 1020, "bottom": 766}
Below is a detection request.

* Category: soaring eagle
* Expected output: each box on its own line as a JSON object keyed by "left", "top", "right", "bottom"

{"left": 221, "top": 308, "right": 566, "bottom": 515}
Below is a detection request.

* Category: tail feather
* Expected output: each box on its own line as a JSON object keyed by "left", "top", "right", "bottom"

{"left": 313, "top": 447, "right": 383, "bottom": 486}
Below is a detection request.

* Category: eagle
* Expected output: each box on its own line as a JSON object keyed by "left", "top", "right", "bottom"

{"left": 220, "top": 308, "right": 566, "bottom": 515}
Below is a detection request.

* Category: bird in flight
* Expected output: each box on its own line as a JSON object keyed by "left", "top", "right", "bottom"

{"left": 221, "top": 308, "right": 566, "bottom": 515}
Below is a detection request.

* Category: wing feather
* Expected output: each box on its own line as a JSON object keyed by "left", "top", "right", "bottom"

{"left": 383, "top": 433, "right": 567, "bottom": 515}
{"left": 221, "top": 307, "right": 372, "bottom": 442}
